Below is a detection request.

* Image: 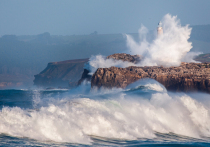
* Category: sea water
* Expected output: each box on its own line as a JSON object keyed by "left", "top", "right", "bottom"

{"left": 0, "top": 79, "right": 210, "bottom": 146}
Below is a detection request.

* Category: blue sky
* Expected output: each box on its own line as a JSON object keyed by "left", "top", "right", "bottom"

{"left": 0, "top": 0, "right": 210, "bottom": 35}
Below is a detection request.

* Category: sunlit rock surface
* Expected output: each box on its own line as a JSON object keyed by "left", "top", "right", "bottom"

{"left": 91, "top": 62, "right": 210, "bottom": 93}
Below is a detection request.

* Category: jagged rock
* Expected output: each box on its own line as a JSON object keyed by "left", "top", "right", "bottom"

{"left": 91, "top": 62, "right": 210, "bottom": 93}
{"left": 107, "top": 53, "right": 142, "bottom": 63}
{"left": 77, "top": 69, "right": 92, "bottom": 85}
{"left": 78, "top": 53, "right": 142, "bottom": 85}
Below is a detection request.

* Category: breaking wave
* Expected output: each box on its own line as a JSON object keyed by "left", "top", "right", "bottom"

{"left": 1, "top": 80, "right": 210, "bottom": 145}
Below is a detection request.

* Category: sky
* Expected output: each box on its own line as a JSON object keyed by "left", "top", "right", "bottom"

{"left": 0, "top": 0, "right": 210, "bottom": 35}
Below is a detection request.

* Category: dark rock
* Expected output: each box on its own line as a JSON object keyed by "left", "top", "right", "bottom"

{"left": 77, "top": 69, "right": 92, "bottom": 85}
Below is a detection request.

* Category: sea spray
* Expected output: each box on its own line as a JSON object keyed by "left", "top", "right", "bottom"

{"left": 32, "top": 90, "right": 41, "bottom": 108}
{"left": 85, "top": 14, "right": 197, "bottom": 75}
{"left": 1, "top": 82, "right": 210, "bottom": 144}
{"left": 126, "top": 79, "right": 167, "bottom": 92}
{"left": 126, "top": 14, "right": 195, "bottom": 67}
{"left": 85, "top": 55, "right": 135, "bottom": 75}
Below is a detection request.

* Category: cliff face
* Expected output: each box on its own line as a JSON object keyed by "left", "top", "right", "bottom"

{"left": 77, "top": 69, "right": 92, "bottom": 85}
{"left": 91, "top": 62, "right": 210, "bottom": 93}
{"left": 34, "top": 58, "right": 88, "bottom": 88}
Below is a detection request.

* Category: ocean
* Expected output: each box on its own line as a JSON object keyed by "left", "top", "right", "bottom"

{"left": 0, "top": 79, "right": 210, "bottom": 146}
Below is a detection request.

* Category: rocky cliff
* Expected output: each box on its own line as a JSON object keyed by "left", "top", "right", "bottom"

{"left": 34, "top": 52, "right": 210, "bottom": 91}
{"left": 34, "top": 58, "right": 88, "bottom": 88}
{"left": 91, "top": 62, "right": 210, "bottom": 93}
{"left": 78, "top": 53, "right": 142, "bottom": 84}
{"left": 33, "top": 53, "right": 141, "bottom": 88}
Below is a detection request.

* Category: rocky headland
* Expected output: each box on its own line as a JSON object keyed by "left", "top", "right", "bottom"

{"left": 77, "top": 53, "right": 210, "bottom": 93}
{"left": 34, "top": 53, "right": 210, "bottom": 93}
{"left": 91, "top": 62, "right": 210, "bottom": 93}
{"left": 34, "top": 58, "right": 88, "bottom": 88}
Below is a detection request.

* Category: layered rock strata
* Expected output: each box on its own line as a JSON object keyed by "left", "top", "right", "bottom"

{"left": 91, "top": 62, "right": 210, "bottom": 93}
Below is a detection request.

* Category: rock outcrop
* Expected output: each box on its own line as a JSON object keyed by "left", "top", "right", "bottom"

{"left": 91, "top": 62, "right": 210, "bottom": 93}
{"left": 77, "top": 69, "right": 92, "bottom": 85}
{"left": 78, "top": 53, "right": 142, "bottom": 84}
{"left": 107, "top": 53, "right": 142, "bottom": 63}
{"left": 34, "top": 58, "right": 88, "bottom": 88}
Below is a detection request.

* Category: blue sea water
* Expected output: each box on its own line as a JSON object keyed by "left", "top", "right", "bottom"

{"left": 0, "top": 79, "right": 210, "bottom": 146}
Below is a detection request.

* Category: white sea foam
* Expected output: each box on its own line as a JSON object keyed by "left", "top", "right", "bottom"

{"left": 85, "top": 55, "right": 135, "bottom": 75}
{"left": 126, "top": 79, "right": 167, "bottom": 92}
{"left": 86, "top": 14, "right": 200, "bottom": 75}
{"left": 144, "top": 83, "right": 164, "bottom": 92}
{"left": 1, "top": 89, "right": 210, "bottom": 144}
{"left": 126, "top": 14, "right": 200, "bottom": 67}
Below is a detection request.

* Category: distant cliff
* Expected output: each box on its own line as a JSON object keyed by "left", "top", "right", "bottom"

{"left": 195, "top": 53, "right": 210, "bottom": 63}
{"left": 91, "top": 62, "right": 210, "bottom": 93}
{"left": 34, "top": 58, "right": 88, "bottom": 88}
